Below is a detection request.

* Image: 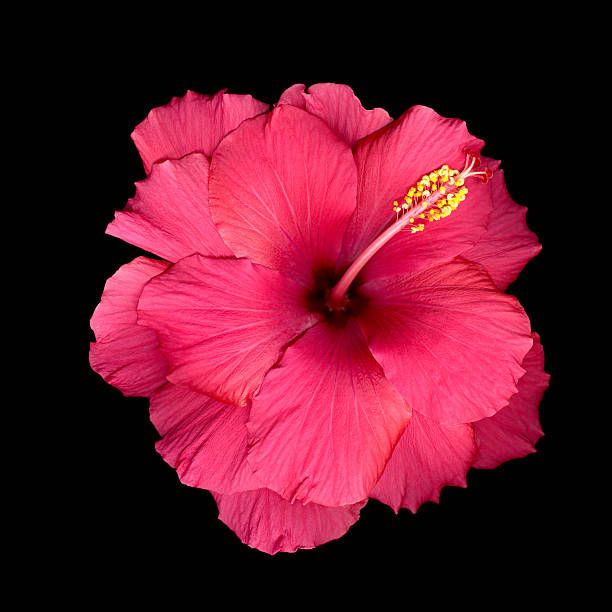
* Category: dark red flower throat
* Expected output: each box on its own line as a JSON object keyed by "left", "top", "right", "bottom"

{"left": 305, "top": 266, "right": 369, "bottom": 326}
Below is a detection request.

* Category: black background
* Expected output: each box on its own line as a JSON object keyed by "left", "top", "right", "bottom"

{"left": 69, "top": 33, "right": 582, "bottom": 588}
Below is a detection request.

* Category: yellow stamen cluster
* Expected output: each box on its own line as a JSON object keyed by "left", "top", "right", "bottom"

{"left": 392, "top": 164, "right": 469, "bottom": 233}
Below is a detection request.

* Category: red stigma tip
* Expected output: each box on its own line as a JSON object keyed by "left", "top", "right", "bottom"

{"left": 479, "top": 167, "right": 493, "bottom": 183}
{"left": 463, "top": 149, "right": 481, "bottom": 167}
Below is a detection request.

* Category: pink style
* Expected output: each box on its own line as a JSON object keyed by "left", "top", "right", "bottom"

{"left": 90, "top": 84, "right": 549, "bottom": 554}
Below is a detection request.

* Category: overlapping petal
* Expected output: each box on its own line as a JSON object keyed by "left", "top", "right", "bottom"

{"left": 462, "top": 170, "right": 541, "bottom": 290}
{"left": 209, "top": 105, "right": 358, "bottom": 286}
{"left": 150, "top": 384, "right": 259, "bottom": 494}
{"left": 213, "top": 489, "right": 365, "bottom": 555}
{"left": 132, "top": 90, "right": 269, "bottom": 173}
{"left": 137, "top": 254, "right": 319, "bottom": 406}
{"left": 339, "top": 105, "right": 489, "bottom": 279}
{"left": 89, "top": 257, "right": 169, "bottom": 396}
{"left": 359, "top": 258, "right": 533, "bottom": 424}
{"left": 247, "top": 320, "right": 411, "bottom": 507}
{"left": 107, "top": 154, "right": 232, "bottom": 262}
{"left": 370, "top": 412, "right": 476, "bottom": 512}
{"left": 474, "top": 334, "right": 549, "bottom": 468}
{"left": 278, "top": 83, "right": 392, "bottom": 146}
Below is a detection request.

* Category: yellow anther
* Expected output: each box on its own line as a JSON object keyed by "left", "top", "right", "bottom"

{"left": 390, "top": 160, "right": 474, "bottom": 228}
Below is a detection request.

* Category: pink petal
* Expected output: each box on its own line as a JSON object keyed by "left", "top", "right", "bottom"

{"left": 359, "top": 258, "right": 533, "bottom": 424}
{"left": 89, "top": 329, "right": 168, "bottom": 397}
{"left": 107, "top": 154, "right": 232, "bottom": 262}
{"left": 339, "top": 105, "right": 487, "bottom": 274}
{"left": 474, "top": 334, "right": 550, "bottom": 469}
{"left": 462, "top": 170, "right": 542, "bottom": 290}
{"left": 137, "top": 254, "right": 319, "bottom": 406}
{"left": 371, "top": 412, "right": 476, "bottom": 512}
{"left": 278, "top": 83, "right": 392, "bottom": 146}
{"left": 208, "top": 105, "right": 358, "bottom": 286}
{"left": 247, "top": 320, "right": 411, "bottom": 506}
{"left": 89, "top": 257, "right": 169, "bottom": 396}
{"left": 150, "top": 384, "right": 259, "bottom": 494}
{"left": 132, "top": 90, "right": 269, "bottom": 173}
{"left": 213, "top": 489, "right": 365, "bottom": 555}
{"left": 90, "top": 257, "right": 167, "bottom": 339}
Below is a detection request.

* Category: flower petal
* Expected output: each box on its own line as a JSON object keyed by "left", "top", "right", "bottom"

{"left": 107, "top": 154, "right": 232, "bottom": 262}
{"left": 462, "top": 170, "right": 542, "bottom": 290}
{"left": 474, "top": 333, "right": 550, "bottom": 469}
{"left": 213, "top": 489, "right": 365, "bottom": 555}
{"left": 137, "top": 254, "right": 319, "bottom": 406}
{"left": 89, "top": 329, "right": 168, "bottom": 397}
{"left": 90, "top": 257, "right": 169, "bottom": 396}
{"left": 339, "top": 105, "right": 487, "bottom": 275}
{"left": 132, "top": 90, "right": 269, "bottom": 173}
{"left": 247, "top": 320, "right": 411, "bottom": 506}
{"left": 278, "top": 83, "right": 392, "bottom": 146}
{"left": 370, "top": 412, "right": 476, "bottom": 513}
{"left": 209, "top": 105, "right": 358, "bottom": 286}
{"left": 359, "top": 258, "right": 533, "bottom": 424}
{"left": 150, "top": 384, "right": 259, "bottom": 494}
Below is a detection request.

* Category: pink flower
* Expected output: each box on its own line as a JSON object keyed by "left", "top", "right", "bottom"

{"left": 90, "top": 84, "right": 549, "bottom": 554}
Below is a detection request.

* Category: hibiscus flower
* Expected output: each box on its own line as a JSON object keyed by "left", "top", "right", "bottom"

{"left": 90, "top": 84, "right": 549, "bottom": 554}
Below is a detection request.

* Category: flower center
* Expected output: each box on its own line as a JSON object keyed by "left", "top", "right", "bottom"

{"left": 306, "top": 267, "right": 369, "bottom": 326}
{"left": 328, "top": 150, "right": 493, "bottom": 307}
